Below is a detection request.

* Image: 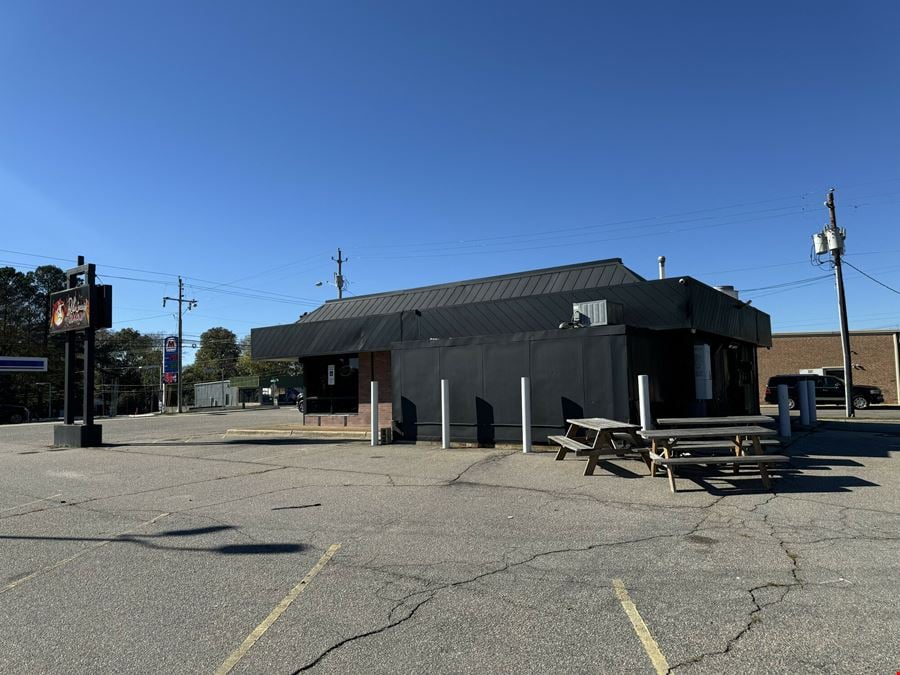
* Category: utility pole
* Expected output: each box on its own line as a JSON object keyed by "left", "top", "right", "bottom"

{"left": 814, "top": 189, "right": 854, "bottom": 418}
{"left": 163, "top": 277, "right": 197, "bottom": 414}
{"left": 332, "top": 248, "right": 347, "bottom": 300}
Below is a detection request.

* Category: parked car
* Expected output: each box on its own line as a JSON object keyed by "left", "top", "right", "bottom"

{"left": 764, "top": 374, "right": 884, "bottom": 410}
{"left": 0, "top": 404, "right": 30, "bottom": 424}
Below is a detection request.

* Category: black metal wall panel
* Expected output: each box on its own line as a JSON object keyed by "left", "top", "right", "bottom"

{"left": 440, "top": 345, "right": 482, "bottom": 434}
{"left": 528, "top": 338, "right": 585, "bottom": 428}
{"left": 583, "top": 333, "right": 630, "bottom": 421}
{"left": 482, "top": 340, "right": 529, "bottom": 426}
{"left": 393, "top": 345, "right": 441, "bottom": 442}
{"left": 627, "top": 329, "right": 693, "bottom": 419}
{"left": 392, "top": 329, "right": 631, "bottom": 443}
{"left": 481, "top": 340, "right": 530, "bottom": 443}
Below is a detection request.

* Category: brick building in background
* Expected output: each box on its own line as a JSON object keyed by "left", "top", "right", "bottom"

{"left": 757, "top": 330, "right": 900, "bottom": 404}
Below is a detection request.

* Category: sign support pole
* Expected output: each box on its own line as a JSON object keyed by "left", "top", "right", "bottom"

{"left": 63, "top": 257, "right": 81, "bottom": 425}
{"left": 64, "top": 331, "right": 76, "bottom": 425}
{"left": 82, "top": 262, "right": 96, "bottom": 426}
{"left": 53, "top": 255, "right": 108, "bottom": 447}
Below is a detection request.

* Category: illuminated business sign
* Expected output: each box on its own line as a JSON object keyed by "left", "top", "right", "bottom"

{"left": 48, "top": 285, "right": 113, "bottom": 334}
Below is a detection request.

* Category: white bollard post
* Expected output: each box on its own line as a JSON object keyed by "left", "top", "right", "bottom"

{"left": 521, "top": 376, "right": 532, "bottom": 454}
{"left": 638, "top": 375, "right": 653, "bottom": 430}
{"left": 441, "top": 379, "right": 450, "bottom": 449}
{"left": 370, "top": 381, "right": 379, "bottom": 447}
{"left": 806, "top": 379, "right": 817, "bottom": 425}
{"left": 798, "top": 379, "right": 810, "bottom": 426}
{"left": 777, "top": 384, "right": 791, "bottom": 438}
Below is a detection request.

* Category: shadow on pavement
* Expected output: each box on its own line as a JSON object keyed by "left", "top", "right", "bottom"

{"left": 818, "top": 420, "right": 900, "bottom": 436}
{"left": 680, "top": 472, "right": 879, "bottom": 495}
{"left": 0, "top": 524, "right": 304, "bottom": 556}
{"left": 103, "top": 437, "right": 353, "bottom": 449}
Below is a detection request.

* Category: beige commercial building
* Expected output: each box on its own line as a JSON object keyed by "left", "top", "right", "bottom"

{"left": 757, "top": 330, "right": 900, "bottom": 404}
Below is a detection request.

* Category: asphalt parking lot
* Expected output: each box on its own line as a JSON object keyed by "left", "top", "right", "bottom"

{"left": 1, "top": 408, "right": 898, "bottom": 674}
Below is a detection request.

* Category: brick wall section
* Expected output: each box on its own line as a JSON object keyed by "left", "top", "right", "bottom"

{"left": 757, "top": 332, "right": 899, "bottom": 404}
{"left": 356, "top": 351, "right": 393, "bottom": 427}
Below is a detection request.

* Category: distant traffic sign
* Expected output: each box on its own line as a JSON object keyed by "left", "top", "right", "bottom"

{"left": 0, "top": 356, "right": 48, "bottom": 373}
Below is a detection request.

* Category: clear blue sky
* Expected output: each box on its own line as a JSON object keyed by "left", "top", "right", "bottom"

{"left": 2, "top": 0, "right": 899, "bottom": 359}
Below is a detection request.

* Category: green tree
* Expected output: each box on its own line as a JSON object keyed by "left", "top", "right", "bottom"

{"left": 0, "top": 265, "right": 67, "bottom": 414}
{"left": 192, "top": 327, "right": 241, "bottom": 381}
{"left": 95, "top": 328, "right": 164, "bottom": 414}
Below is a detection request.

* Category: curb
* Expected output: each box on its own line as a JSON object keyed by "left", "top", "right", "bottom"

{"left": 224, "top": 428, "right": 377, "bottom": 440}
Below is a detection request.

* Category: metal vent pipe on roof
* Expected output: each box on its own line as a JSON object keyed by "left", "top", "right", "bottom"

{"left": 658, "top": 256, "right": 666, "bottom": 280}
{"left": 714, "top": 285, "right": 740, "bottom": 300}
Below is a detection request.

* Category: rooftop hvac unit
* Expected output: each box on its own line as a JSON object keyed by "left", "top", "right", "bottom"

{"left": 572, "top": 300, "right": 623, "bottom": 326}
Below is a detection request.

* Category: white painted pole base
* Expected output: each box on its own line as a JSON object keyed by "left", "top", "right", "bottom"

{"left": 441, "top": 379, "right": 450, "bottom": 449}
{"left": 370, "top": 381, "right": 379, "bottom": 447}
{"left": 521, "top": 376, "right": 532, "bottom": 454}
{"left": 777, "top": 384, "right": 791, "bottom": 438}
{"left": 638, "top": 375, "right": 653, "bottom": 430}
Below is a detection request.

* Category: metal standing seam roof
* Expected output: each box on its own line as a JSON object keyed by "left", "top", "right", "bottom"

{"left": 298, "top": 258, "right": 643, "bottom": 323}
{"left": 250, "top": 276, "right": 773, "bottom": 359}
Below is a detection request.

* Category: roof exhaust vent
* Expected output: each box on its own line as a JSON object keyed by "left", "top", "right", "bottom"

{"left": 714, "top": 285, "right": 739, "bottom": 300}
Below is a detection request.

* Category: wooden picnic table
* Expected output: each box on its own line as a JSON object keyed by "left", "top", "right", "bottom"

{"left": 548, "top": 418, "right": 646, "bottom": 476}
{"left": 655, "top": 415, "right": 775, "bottom": 427}
{"left": 638, "top": 425, "right": 787, "bottom": 493}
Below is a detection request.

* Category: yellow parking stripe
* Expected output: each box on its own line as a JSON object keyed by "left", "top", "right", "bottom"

{"left": 612, "top": 578, "right": 670, "bottom": 674}
{"left": 0, "top": 512, "right": 170, "bottom": 594}
{"left": 0, "top": 493, "right": 62, "bottom": 513}
{"left": 214, "top": 543, "right": 342, "bottom": 675}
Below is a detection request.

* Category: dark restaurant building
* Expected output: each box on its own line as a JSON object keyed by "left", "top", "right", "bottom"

{"left": 251, "top": 258, "right": 771, "bottom": 444}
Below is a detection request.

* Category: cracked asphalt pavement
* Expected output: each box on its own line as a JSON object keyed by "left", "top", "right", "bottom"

{"left": 1, "top": 408, "right": 898, "bottom": 673}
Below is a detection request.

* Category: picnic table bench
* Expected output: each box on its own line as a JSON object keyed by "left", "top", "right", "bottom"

{"left": 638, "top": 425, "right": 788, "bottom": 493}
{"left": 549, "top": 418, "right": 647, "bottom": 476}
{"left": 655, "top": 415, "right": 775, "bottom": 427}
{"left": 655, "top": 417, "right": 780, "bottom": 452}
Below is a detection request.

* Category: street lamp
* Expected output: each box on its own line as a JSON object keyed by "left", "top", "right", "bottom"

{"left": 315, "top": 278, "right": 347, "bottom": 300}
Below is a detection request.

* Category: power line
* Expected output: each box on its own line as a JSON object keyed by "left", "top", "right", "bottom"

{"left": 842, "top": 260, "right": 900, "bottom": 296}
{"left": 360, "top": 204, "right": 824, "bottom": 258}
{"left": 0, "top": 251, "right": 322, "bottom": 305}
{"left": 742, "top": 274, "right": 833, "bottom": 293}
{"left": 356, "top": 189, "right": 832, "bottom": 253}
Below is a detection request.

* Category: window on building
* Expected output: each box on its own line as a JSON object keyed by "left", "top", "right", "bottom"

{"left": 303, "top": 354, "right": 359, "bottom": 414}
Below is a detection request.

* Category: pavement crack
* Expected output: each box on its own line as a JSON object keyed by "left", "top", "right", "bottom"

{"left": 293, "top": 527, "right": 702, "bottom": 672}
{"left": 291, "top": 591, "right": 437, "bottom": 673}
{"left": 668, "top": 579, "right": 796, "bottom": 673}
{"left": 444, "top": 450, "right": 518, "bottom": 485}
